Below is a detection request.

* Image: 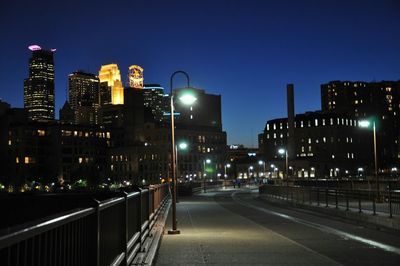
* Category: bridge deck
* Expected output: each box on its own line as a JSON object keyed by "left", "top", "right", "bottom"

{"left": 156, "top": 189, "right": 339, "bottom": 265}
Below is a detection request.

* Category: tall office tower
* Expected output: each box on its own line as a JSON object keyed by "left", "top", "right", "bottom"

{"left": 68, "top": 71, "right": 100, "bottom": 124}
{"left": 98, "top": 64, "right": 124, "bottom": 105}
{"left": 174, "top": 87, "right": 222, "bottom": 130}
{"left": 128, "top": 65, "right": 144, "bottom": 89}
{"left": 143, "top": 84, "right": 165, "bottom": 122}
{"left": 23, "top": 45, "right": 55, "bottom": 120}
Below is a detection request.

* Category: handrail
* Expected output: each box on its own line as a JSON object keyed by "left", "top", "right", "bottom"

{"left": 0, "top": 207, "right": 95, "bottom": 249}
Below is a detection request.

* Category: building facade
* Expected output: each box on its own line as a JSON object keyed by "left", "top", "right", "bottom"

{"left": 68, "top": 71, "right": 100, "bottom": 124}
{"left": 321, "top": 80, "right": 400, "bottom": 169}
{"left": 23, "top": 45, "right": 55, "bottom": 120}
{"left": 260, "top": 112, "right": 372, "bottom": 178}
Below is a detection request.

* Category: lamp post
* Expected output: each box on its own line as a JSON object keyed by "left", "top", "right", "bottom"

{"left": 258, "top": 160, "right": 265, "bottom": 179}
{"left": 278, "top": 148, "right": 288, "bottom": 180}
{"left": 359, "top": 120, "right": 379, "bottom": 195}
{"left": 248, "top": 166, "right": 254, "bottom": 182}
{"left": 168, "top": 71, "right": 196, "bottom": 235}
{"left": 203, "top": 159, "right": 211, "bottom": 192}
{"left": 224, "top": 163, "right": 231, "bottom": 179}
{"left": 176, "top": 141, "right": 188, "bottom": 181}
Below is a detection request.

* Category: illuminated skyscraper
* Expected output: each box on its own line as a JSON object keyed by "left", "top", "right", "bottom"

{"left": 98, "top": 64, "right": 124, "bottom": 105}
{"left": 128, "top": 65, "right": 144, "bottom": 89}
{"left": 23, "top": 45, "right": 55, "bottom": 120}
{"left": 68, "top": 71, "right": 99, "bottom": 124}
{"left": 143, "top": 84, "right": 165, "bottom": 122}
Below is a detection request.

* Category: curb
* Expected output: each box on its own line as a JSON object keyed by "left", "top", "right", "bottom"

{"left": 131, "top": 200, "right": 171, "bottom": 265}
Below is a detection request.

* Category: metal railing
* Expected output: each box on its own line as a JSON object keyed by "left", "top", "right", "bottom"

{"left": 0, "top": 184, "right": 169, "bottom": 266}
{"left": 259, "top": 185, "right": 400, "bottom": 218}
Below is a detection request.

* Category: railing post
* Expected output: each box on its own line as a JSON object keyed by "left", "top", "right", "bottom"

{"left": 325, "top": 188, "right": 328, "bottom": 207}
{"left": 122, "top": 192, "right": 128, "bottom": 266}
{"left": 372, "top": 191, "right": 376, "bottom": 215}
{"left": 335, "top": 189, "right": 338, "bottom": 209}
{"left": 388, "top": 184, "right": 393, "bottom": 218}
{"left": 93, "top": 199, "right": 101, "bottom": 266}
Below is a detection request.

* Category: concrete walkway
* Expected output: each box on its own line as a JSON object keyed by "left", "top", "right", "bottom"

{"left": 155, "top": 191, "right": 339, "bottom": 265}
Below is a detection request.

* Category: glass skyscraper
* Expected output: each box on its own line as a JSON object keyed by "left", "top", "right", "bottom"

{"left": 24, "top": 45, "right": 55, "bottom": 120}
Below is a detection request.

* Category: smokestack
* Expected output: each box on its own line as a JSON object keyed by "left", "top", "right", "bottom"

{"left": 287, "top": 84, "right": 295, "bottom": 174}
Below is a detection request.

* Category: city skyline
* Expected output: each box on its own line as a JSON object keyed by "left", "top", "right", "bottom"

{"left": 1, "top": 0, "right": 400, "bottom": 146}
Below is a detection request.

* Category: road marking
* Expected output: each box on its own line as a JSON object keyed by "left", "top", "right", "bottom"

{"left": 232, "top": 191, "right": 400, "bottom": 256}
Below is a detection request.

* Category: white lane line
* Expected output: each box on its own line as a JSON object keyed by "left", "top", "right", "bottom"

{"left": 232, "top": 191, "right": 400, "bottom": 256}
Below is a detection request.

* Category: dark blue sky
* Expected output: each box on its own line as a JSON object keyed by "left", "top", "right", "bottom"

{"left": 1, "top": 0, "right": 400, "bottom": 146}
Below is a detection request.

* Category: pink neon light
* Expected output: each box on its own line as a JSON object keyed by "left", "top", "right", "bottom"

{"left": 28, "top": 44, "right": 42, "bottom": 51}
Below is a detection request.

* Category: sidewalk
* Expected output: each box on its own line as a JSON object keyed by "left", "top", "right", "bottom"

{"left": 155, "top": 192, "right": 339, "bottom": 265}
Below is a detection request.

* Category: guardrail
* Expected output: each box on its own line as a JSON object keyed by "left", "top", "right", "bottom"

{"left": 259, "top": 185, "right": 400, "bottom": 218}
{"left": 0, "top": 184, "right": 169, "bottom": 266}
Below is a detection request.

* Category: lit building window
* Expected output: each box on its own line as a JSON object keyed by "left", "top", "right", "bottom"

{"left": 273, "top": 124, "right": 276, "bottom": 130}
{"left": 8, "top": 140, "right": 11, "bottom": 146}
{"left": 273, "top": 133, "right": 276, "bottom": 139}
{"left": 300, "top": 121, "right": 304, "bottom": 127}
{"left": 266, "top": 124, "right": 269, "bottom": 131}
{"left": 24, "top": 157, "right": 30, "bottom": 164}
{"left": 315, "top": 119, "right": 318, "bottom": 126}
{"left": 322, "top": 119, "right": 325, "bottom": 126}
{"left": 16, "top": 157, "right": 19, "bottom": 164}
{"left": 37, "top": 130, "right": 45, "bottom": 136}
{"left": 332, "top": 155, "right": 335, "bottom": 159}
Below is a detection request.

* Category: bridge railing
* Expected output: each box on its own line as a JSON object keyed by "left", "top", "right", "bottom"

{"left": 259, "top": 185, "right": 400, "bottom": 218}
{"left": 0, "top": 184, "right": 169, "bottom": 266}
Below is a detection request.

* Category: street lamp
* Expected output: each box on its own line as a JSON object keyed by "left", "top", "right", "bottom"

{"left": 248, "top": 166, "right": 254, "bottom": 180}
{"left": 359, "top": 119, "right": 379, "bottom": 194}
{"left": 168, "top": 71, "right": 196, "bottom": 235}
{"left": 258, "top": 160, "right": 265, "bottom": 178}
{"left": 224, "top": 163, "right": 231, "bottom": 178}
{"left": 203, "top": 159, "right": 211, "bottom": 192}
{"left": 278, "top": 148, "right": 288, "bottom": 180}
{"left": 176, "top": 141, "right": 188, "bottom": 181}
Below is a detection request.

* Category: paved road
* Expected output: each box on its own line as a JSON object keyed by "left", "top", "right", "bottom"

{"left": 156, "top": 188, "right": 400, "bottom": 265}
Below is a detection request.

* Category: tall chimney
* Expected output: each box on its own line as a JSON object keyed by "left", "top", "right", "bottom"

{"left": 287, "top": 84, "right": 295, "bottom": 175}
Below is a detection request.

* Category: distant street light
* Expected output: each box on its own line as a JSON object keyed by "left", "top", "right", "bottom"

{"left": 258, "top": 160, "right": 265, "bottom": 177}
{"left": 224, "top": 163, "right": 231, "bottom": 178}
{"left": 359, "top": 119, "right": 379, "bottom": 195}
{"left": 168, "top": 71, "right": 196, "bottom": 235}
{"left": 278, "top": 148, "right": 288, "bottom": 180}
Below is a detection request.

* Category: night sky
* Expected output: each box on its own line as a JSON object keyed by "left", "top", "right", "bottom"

{"left": 1, "top": 0, "right": 400, "bottom": 147}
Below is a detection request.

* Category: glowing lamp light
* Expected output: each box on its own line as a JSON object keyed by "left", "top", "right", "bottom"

{"left": 359, "top": 120, "right": 370, "bottom": 128}
{"left": 28, "top": 44, "right": 42, "bottom": 51}
{"left": 179, "top": 94, "right": 197, "bottom": 105}
{"left": 258, "top": 160, "right": 264, "bottom": 165}
{"left": 178, "top": 142, "right": 188, "bottom": 150}
{"left": 226, "top": 163, "right": 231, "bottom": 168}
{"left": 278, "top": 148, "right": 286, "bottom": 155}
{"left": 205, "top": 159, "right": 211, "bottom": 164}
